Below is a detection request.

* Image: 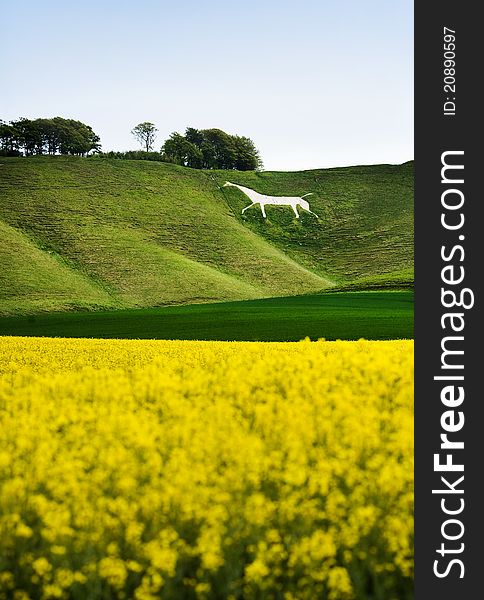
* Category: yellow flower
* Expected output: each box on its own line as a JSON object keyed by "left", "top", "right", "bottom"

{"left": 0, "top": 336, "right": 413, "bottom": 598}
{"left": 32, "top": 558, "right": 52, "bottom": 577}
{"left": 98, "top": 557, "right": 128, "bottom": 589}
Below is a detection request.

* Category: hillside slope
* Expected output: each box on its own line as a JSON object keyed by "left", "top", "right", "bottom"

{"left": 214, "top": 162, "right": 413, "bottom": 284}
{"left": 0, "top": 157, "right": 413, "bottom": 314}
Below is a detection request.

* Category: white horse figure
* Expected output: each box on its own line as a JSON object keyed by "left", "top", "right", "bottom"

{"left": 223, "top": 182, "right": 318, "bottom": 219}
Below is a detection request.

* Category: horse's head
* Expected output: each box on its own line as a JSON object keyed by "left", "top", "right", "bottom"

{"left": 298, "top": 197, "right": 319, "bottom": 218}
{"left": 223, "top": 181, "right": 233, "bottom": 188}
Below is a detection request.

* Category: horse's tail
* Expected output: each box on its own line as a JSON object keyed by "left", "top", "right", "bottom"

{"left": 300, "top": 192, "right": 313, "bottom": 198}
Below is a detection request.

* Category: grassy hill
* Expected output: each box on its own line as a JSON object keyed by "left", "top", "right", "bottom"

{"left": 0, "top": 157, "right": 413, "bottom": 315}
{"left": 216, "top": 163, "right": 413, "bottom": 284}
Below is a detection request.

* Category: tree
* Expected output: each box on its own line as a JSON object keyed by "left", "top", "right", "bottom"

{"left": 162, "top": 133, "right": 203, "bottom": 168}
{"left": 131, "top": 122, "right": 157, "bottom": 152}
{"left": 233, "top": 135, "right": 263, "bottom": 171}
{"left": 0, "top": 120, "right": 21, "bottom": 155}
{"left": 160, "top": 127, "right": 262, "bottom": 171}
{"left": 200, "top": 129, "right": 237, "bottom": 169}
{"left": 41, "top": 118, "right": 61, "bottom": 155}
{"left": 185, "top": 127, "right": 205, "bottom": 148}
{"left": 56, "top": 119, "right": 101, "bottom": 155}
{"left": 12, "top": 118, "right": 44, "bottom": 155}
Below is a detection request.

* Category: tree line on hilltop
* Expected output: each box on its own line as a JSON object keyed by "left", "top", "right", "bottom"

{"left": 1, "top": 117, "right": 263, "bottom": 171}
{"left": 0, "top": 117, "right": 101, "bottom": 157}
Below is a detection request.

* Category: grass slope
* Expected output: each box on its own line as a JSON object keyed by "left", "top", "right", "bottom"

{"left": 0, "top": 291, "right": 413, "bottom": 341}
{"left": 0, "top": 157, "right": 413, "bottom": 315}
{"left": 0, "top": 220, "right": 114, "bottom": 313}
{"left": 215, "top": 162, "right": 413, "bottom": 284}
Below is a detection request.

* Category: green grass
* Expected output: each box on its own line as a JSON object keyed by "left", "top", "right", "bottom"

{"left": 0, "top": 290, "right": 413, "bottom": 341}
{"left": 215, "top": 161, "right": 414, "bottom": 283}
{"left": 0, "top": 157, "right": 413, "bottom": 315}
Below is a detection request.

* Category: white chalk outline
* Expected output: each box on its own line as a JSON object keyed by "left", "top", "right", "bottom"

{"left": 223, "top": 182, "right": 318, "bottom": 219}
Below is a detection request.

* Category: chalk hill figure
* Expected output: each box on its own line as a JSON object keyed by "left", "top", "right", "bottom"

{"left": 223, "top": 182, "right": 318, "bottom": 219}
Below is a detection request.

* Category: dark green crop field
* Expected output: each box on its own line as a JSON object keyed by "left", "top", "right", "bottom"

{"left": 0, "top": 291, "right": 413, "bottom": 341}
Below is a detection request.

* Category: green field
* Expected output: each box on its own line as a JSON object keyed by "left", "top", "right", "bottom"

{"left": 0, "top": 157, "right": 413, "bottom": 316}
{"left": 0, "top": 290, "right": 413, "bottom": 341}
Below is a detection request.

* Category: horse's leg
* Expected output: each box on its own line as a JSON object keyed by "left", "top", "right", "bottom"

{"left": 292, "top": 204, "right": 300, "bottom": 218}
{"left": 301, "top": 206, "right": 319, "bottom": 218}
{"left": 260, "top": 203, "right": 267, "bottom": 218}
{"left": 242, "top": 203, "right": 255, "bottom": 214}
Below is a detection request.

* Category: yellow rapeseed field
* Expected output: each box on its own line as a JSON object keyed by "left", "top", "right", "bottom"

{"left": 0, "top": 337, "right": 413, "bottom": 600}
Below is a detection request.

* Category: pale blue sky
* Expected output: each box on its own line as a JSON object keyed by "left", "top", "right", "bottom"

{"left": 2, "top": 0, "right": 413, "bottom": 171}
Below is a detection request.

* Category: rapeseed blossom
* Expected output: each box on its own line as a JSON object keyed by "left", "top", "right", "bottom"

{"left": 0, "top": 337, "right": 413, "bottom": 599}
